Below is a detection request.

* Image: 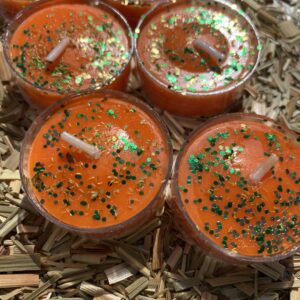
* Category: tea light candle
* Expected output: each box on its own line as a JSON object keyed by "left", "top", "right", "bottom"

{"left": 4, "top": 0, "right": 133, "bottom": 109}
{"left": 0, "top": 0, "right": 39, "bottom": 20}
{"left": 20, "top": 90, "right": 172, "bottom": 237}
{"left": 135, "top": 0, "right": 261, "bottom": 117}
{"left": 173, "top": 114, "right": 300, "bottom": 262}
{"left": 103, "top": 0, "right": 157, "bottom": 28}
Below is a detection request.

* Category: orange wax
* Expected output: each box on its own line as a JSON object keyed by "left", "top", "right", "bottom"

{"left": 21, "top": 91, "right": 171, "bottom": 237}
{"left": 136, "top": 0, "right": 261, "bottom": 117}
{"left": 103, "top": 0, "right": 157, "bottom": 28}
{"left": 0, "top": 0, "right": 38, "bottom": 19}
{"left": 5, "top": 0, "right": 132, "bottom": 109}
{"left": 173, "top": 114, "right": 300, "bottom": 262}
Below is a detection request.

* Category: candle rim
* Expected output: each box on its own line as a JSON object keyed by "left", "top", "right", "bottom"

{"left": 134, "top": 0, "right": 262, "bottom": 97}
{"left": 19, "top": 89, "right": 173, "bottom": 235}
{"left": 172, "top": 112, "right": 300, "bottom": 263}
{"left": 111, "top": 0, "right": 159, "bottom": 4}
{"left": 3, "top": 0, "right": 134, "bottom": 96}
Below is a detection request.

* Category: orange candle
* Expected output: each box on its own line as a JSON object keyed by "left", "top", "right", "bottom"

{"left": 172, "top": 114, "right": 300, "bottom": 263}
{"left": 4, "top": 0, "right": 133, "bottom": 109}
{"left": 0, "top": 0, "right": 39, "bottom": 19}
{"left": 135, "top": 0, "right": 261, "bottom": 117}
{"left": 20, "top": 91, "right": 172, "bottom": 237}
{"left": 103, "top": 0, "right": 158, "bottom": 28}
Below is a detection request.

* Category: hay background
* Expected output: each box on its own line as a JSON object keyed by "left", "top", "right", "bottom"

{"left": 0, "top": 0, "right": 300, "bottom": 299}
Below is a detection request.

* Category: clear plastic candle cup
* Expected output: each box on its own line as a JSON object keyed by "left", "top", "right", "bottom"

{"left": 20, "top": 90, "right": 172, "bottom": 238}
{"left": 172, "top": 113, "right": 300, "bottom": 263}
{"left": 4, "top": 0, "right": 133, "bottom": 109}
{"left": 0, "top": 0, "right": 39, "bottom": 20}
{"left": 135, "top": 0, "right": 261, "bottom": 117}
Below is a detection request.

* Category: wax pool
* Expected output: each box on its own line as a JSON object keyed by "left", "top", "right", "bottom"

{"left": 103, "top": 0, "right": 157, "bottom": 28}
{"left": 173, "top": 114, "right": 300, "bottom": 262}
{"left": 21, "top": 91, "right": 171, "bottom": 237}
{"left": 0, "top": 0, "right": 38, "bottom": 19}
{"left": 136, "top": 0, "right": 261, "bottom": 117}
{"left": 5, "top": 1, "right": 132, "bottom": 108}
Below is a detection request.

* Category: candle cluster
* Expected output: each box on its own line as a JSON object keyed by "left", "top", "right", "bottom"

{"left": 6, "top": 0, "right": 298, "bottom": 261}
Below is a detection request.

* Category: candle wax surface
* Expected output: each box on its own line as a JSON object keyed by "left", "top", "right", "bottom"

{"left": 137, "top": 1, "right": 260, "bottom": 94}
{"left": 9, "top": 4, "right": 130, "bottom": 93}
{"left": 178, "top": 120, "right": 300, "bottom": 256}
{"left": 27, "top": 96, "right": 169, "bottom": 229}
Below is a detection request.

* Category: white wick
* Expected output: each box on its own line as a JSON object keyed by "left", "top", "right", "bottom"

{"left": 248, "top": 154, "right": 279, "bottom": 185}
{"left": 193, "top": 38, "right": 226, "bottom": 63}
{"left": 61, "top": 131, "right": 101, "bottom": 159}
{"left": 46, "top": 37, "right": 70, "bottom": 63}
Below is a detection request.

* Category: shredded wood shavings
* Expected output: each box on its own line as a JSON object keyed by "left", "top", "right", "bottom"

{"left": 0, "top": 0, "right": 300, "bottom": 299}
